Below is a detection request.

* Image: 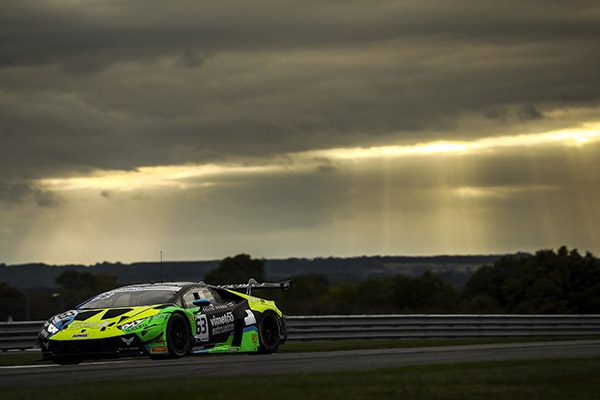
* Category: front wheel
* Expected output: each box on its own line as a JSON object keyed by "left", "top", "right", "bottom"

{"left": 258, "top": 313, "right": 281, "bottom": 354}
{"left": 165, "top": 313, "right": 191, "bottom": 358}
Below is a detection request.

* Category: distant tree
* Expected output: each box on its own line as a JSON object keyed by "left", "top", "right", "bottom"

{"left": 0, "top": 282, "right": 25, "bottom": 321}
{"left": 462, "top": 246, "right": 600, "bottom": 314}
{"left": 203, "top": 254, "right": 265, "bottom": 285}
{"left": 55, "top": 270, "right": 96, "bottom": 292}
{"left": 389, "top": 271, "right": 459, "bottom": 313}
{"left": 56, "top": 270, "right": 118, "bottom": 293}
{"left": 329, "top": 281, "right": 361, "bottom": 314}
{"left": 55, "top": 270, "right": 119, "bottom": 309}
{"left": 329, "top": 277, "right": 397, "bottom": 314}
{"left": 272, "top": 272, "right": 458, "bottom": 315}
{"left": 271, "top": 273, "right": 332, "bottom": 315}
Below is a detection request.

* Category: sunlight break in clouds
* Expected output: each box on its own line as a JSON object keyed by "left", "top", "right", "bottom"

{"left": 40, "top": 164, "right": 286, "bottom": 192}
{"left": 39, "top": 123, "right": 600, "bottom": 193}
{"left": 311, "top": 122, "right": 600, "bottom": 160}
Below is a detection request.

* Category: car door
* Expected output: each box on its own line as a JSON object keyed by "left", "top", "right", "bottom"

{"left": 182, "top": 286, "right": 238, "bottom": 346}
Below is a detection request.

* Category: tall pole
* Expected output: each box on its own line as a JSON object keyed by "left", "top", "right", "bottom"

{"left": 160, "top": 250, "right": 163, "bottom": 283}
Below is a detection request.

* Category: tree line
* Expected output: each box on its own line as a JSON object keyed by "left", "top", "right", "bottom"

{"left": 1, "top": 247, "right": 599, "bottom": 320}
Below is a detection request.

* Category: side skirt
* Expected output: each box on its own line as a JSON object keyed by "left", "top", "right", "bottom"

{"left": 191, "top": 326, "right": 259, "bottom": 354}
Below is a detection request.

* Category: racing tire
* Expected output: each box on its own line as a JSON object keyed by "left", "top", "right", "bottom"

{"left": 50, "top": 356, "right": 83, "bottom": 365}
{"left": 257, "top": 312, "right": 281, "bottom": 354}
{"left": 164, "top": 313, "right": 191, "bottom": 358}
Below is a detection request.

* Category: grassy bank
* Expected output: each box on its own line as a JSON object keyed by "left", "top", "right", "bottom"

{"left": 4, "top": 357, "right": 600, "bottom": 399}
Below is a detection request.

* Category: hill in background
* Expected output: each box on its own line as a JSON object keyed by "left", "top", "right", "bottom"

{"left": 0, "top": 255, "right": 503, "bottom": 289}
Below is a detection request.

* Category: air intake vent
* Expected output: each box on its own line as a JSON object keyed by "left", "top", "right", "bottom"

{"left": 102, "top": 309, "right": 133, "bottom": 319}
{"left": 73, "top": 310, "right": 103, "bottom": 321}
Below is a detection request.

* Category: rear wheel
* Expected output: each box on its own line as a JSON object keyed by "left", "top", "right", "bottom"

{"left": 165, "top": 313, "right": 191, "bottom": 358}
{"left": 258, "top": 312, "right": 281, "bottom": 354}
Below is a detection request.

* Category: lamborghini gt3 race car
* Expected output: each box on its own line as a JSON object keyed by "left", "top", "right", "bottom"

{"left": 38, "top": 279, "right": 290, "bottom": 364}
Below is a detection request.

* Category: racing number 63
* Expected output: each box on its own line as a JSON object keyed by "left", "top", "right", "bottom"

{"left": 195, "top": 314, "right": 209, "bottom": 342}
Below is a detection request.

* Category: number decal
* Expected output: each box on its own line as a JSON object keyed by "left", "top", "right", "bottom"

{"left": 195, "top": 315, "right": 209, "bottom": 342}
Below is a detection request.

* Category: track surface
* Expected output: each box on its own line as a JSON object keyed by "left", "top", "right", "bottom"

{"left": 2, "top": 340, "right": 600, "bottom": 387}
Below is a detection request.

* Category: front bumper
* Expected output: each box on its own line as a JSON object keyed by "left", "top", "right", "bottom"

{"left": 39, "top": 334, "right": 148, "bottom": 359}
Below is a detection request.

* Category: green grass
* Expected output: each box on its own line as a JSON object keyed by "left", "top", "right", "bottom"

{"left": 4, "top": 357, "right": 600, "bottom": 399}
{"left": 2, "top": 336, "right": 599, "bottom": 366}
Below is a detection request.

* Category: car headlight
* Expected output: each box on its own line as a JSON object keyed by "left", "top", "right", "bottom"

{"left": 39, "top": 322, "right": 58, "bottom": 338}
{"left": 118, "top": 318, "right": 146, "bottom": 331}
{"left": 40, "top": 310, "right": 78, "bottom": 338}
{"left": 46, "top": 323, "right": 59, "bottom": 334}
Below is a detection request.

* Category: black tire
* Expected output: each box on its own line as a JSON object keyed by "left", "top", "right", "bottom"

{"left": 165, "top": 313, "right": 191, "bottom": 358}
{"left": 50, "top": 356, "right": 83, "bottom": 365}
{"left": 258, "top": 312, "right": 281, "bottom": 354}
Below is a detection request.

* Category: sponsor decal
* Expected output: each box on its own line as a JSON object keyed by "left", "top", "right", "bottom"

{"left": 121, "top": 337, "right": 135, "bottom": 346}
{"left": 210, "top": 312, "right": 235, "bottom": 336}
{"left": 228, "top": 348, "right": 239, "bottom": 352}
{"left": 86, "top": 285, "right": 181, "bottom": 303}
{"left": 212, "top": 324, "right": 234, "bottom": 336}
{"left": 113, "top": 285, "right": 181, "bottom": 292}
{"left": 210, "top": 312, "right": 234, "bottom": 327}
{"left": 70, "top": 321, "right": 109, "bottom": 330}
{"left": 118, "top": 314, "right": 166, "bottom": 331}
{"left": 117, "top": 347, "right": 140, "bottom": 352}
{"left": 248, "top": 297, "right": 266, "bottom": 305}
{"left": 251, "top": 333, "right": 258, "bottom": 345}
{"left": 201, "top": 301, "right": 235, "bottom": 313}
{"left": 72, "top": 333, "right": 88, "bottom": 338}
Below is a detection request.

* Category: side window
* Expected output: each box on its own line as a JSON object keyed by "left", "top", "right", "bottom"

{"left": 196, "top": 287, "right": 216, "bottom": 303}
{"left": 173, "top": 296, "right": 184, "bottom": 307}
{"left": 181, "top": 287, "right": 220, "bottom": 308}
{"left": 182, "top": 289, "right": 197, "bottom": 309}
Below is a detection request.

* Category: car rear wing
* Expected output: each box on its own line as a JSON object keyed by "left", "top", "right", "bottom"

{"left": 217, "top": 278, "right": 292, "bottom": 295}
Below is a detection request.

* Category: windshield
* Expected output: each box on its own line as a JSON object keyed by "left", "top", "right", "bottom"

{"left": 78, "top": 287, "right": 180, "bottom": 309}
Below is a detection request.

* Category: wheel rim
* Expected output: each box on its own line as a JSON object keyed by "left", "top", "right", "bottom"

{"left": 170, "top": 316, "right": 188, "bottom": 353}
{"left": 262, "top": 316, "right": 278, "bottom": 348}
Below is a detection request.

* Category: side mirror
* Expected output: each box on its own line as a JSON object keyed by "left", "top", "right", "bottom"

{"left": 193, "top": 298, "right": 211, "bottom": 307}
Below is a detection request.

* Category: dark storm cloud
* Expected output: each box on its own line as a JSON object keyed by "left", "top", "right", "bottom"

{"left": 0, "top": 179, "right": 61, "bottom": 207}
{"left": 1, "top": 0, "right": 600, "bottom": 200}
{"left": 2, "top": 1, "right": 599, "bottom": 68}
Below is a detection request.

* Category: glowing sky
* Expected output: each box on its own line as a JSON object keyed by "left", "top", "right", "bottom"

{"left": 1, "top": 1, "right": 600, "bottom": 264}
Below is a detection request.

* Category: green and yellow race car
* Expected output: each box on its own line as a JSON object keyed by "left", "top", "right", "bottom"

{"left": 38, "top": 279, "right": 290, "bottom": 364}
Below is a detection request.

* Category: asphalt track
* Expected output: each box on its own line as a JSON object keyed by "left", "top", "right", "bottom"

{"left": 1, "top": 340, "right": 600, "bottom": 388}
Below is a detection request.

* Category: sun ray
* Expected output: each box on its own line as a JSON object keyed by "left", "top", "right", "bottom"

{"left": 38, "top": 122, "right": 600, "bottom": 192}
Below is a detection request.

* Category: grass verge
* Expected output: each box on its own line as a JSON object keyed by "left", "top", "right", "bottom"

{"left": 4, "top": 357, "right": 600, "bottom": 399}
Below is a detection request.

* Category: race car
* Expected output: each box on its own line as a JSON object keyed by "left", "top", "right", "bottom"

{"left": 38, "top": 279, "right": 290, "bottom": 364}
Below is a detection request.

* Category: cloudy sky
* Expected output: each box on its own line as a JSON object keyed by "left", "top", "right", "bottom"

{"left": 1, "top": 0, "right": 599, "bottom": 264}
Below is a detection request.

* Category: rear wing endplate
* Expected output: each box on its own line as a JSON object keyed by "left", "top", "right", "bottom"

{"left": 217, "top": 278, "right": 292, "bottom": 295}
